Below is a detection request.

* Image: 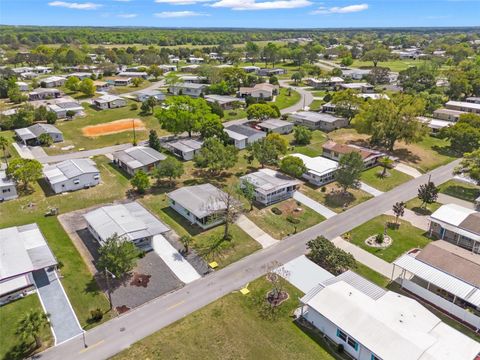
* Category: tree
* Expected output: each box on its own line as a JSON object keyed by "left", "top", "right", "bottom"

{"left": 279, "top": 156, "right": 307, "bottom": 178}
{"left": 454, "top": 149, "right": 480, "bottom": 185}
{"left": 266, "top": 133, "right": 288, "bottom": 155}
{"left": 447, "top": 71, "right": 472, "bottom": 100}
{"left": 245, "top": 41, "right": 260, "bottom": 64}
{"left": 335, "top": 152, "right": 365, "bottom": 193}
{"left": 439, "top": 113, "right": 480, "bottom": 154}
{"left": 147, "top": 64, "right": 163, "bottom": 80}
{"left": 207, "top": 101, "right": 224, "bottom": 119}
{"left": 153, "top": 157, "right": 184, "bottom": 184}
{"left": 0, "top": 135, "right": 9, "bottom": 164}
{"left": 392, "top": 201, "right": 405, "bottom": 225}
{"left": 16, "top": 310, "right": 49, "bottom": 349}
{"left": 148, "top": 130, "right": 161, "bottom": 151}
{"left": 331, "top": 89, "right": 363, "bottom": 121}
{"left": 398, "top": 65, "right": 437, "bottom": 93}
{"left": 246, "top": 103, "right": 278, "bottom": 121}
{"left": 307, "top": 236, "right": 356, "bottom": 275}
{"left": 378, "top": 156, "right": 393, "bottom": 177}
{"left": 97, "top": 233, "right": 140, "bottom": 278}
{"left": 131, "top": 77, "right": 144, "bottom": 87}
{"left": 8, "top": 85, "right": 27, "bottom": 104}
{"left": 141, "top": 96, "right": 157, "bottom": 115}
{"left": 130, "top": 170, "right": 150, "bottom": 194}
{"left": 365, "top": 66, "right": 390, "bottom": 85}
{"left": 45, "top": 111, "right": 57, "bottom": 124}
{"left": 209, "top": 184, "right": 244, "bottom": 240}
{"left": 198, "top": 115, "right": 226, "bottom": 140}
{"left": 417, "top": 181, "right": 439, "bottom": 209}
{"left": 353, "top": 94, "right": 427, "bottom": 151}
{"left": 293, "top": 125, "right": 312, "bottom": 145}
{"left": 78, "top": 78, "right": 95, "bottom": 97}
{"left": 340, "top": 56, "right": 353, "bottom": 67}
{"left": 194, "top": 137, "right": 238, "bottom": 174}
{"left": 65, "top": 76, "right": 80, "bottom": 92}
{"left": 247, "top": 138, "right": 280, "bottom": 168}
{"left": 180, "top": 235, "right": 193, "bottom": 254}
{"left": 38, "top": 133, "right": 53, "bottom": 147}
{"left": 239, "top": 180, "right": 256, "bottom": 211}
{"left": 291, "top": 72, "right": 303, "bottom": 85}
{"left": 7, "top": 158, "right": 42, "bottom": 190}
{"left": 362, "top": 47, "right": 391, "bottom": 67}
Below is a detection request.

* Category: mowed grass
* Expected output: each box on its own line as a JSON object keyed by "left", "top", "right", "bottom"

{"left": 286, "top": 130, "right": 328, "bottom": 157}
{"left": 438, "top": 180, "right": 480, "bottom": 203}
{"left": 0, "top": 156, "right": 131, "bottom": 327}
{"left": 113, "top": 278, "right": 338, "bottom": 360}
{"left": 360, "top": 166, "right": 413, "bottom": 192}
{"left": 0, "top": 294, "right": 53, "bottom": 360}
{"left": 347, "top": 59, "right": 433, "bottom": 72}
{"left": 43, "top": 101, "right": 169, "bottom": 155}
{"left": 405, "top": 198, "right": 442, "bottom": 216}
{"left": 347, "top": 215, "right": 431, "bottom": 262}
{"left": 353, "top": 262, "right": 391, "bottom": 288}
{"left": 274, "top": 87, "right": 301, "bottom": 110}
{"left": 300, "top": 182, "right": 373, "bottom": 213}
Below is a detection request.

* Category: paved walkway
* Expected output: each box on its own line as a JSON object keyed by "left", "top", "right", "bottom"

{"left": 33, "top": 268, "right": 83, "bottom": 345}
{"left": 293, "top": 191, "right": 336, "bottom": 219}
{"left": 437, "top": 193, "right": 476, "bottom": 210}
{"left": 12, "top": 142, "right": 34, "bottom": 159}
{"left": 236, "top": 214, "right": 278, "bottom": 248}
{"left": 384, "top": 208, "right": 430, "bottom": 231}
{"left": 152, "top": 235, "right": 201, "bottom": 284}
{"left": 359, "top": 181, "right": 384, "bottom": 197}
{"left": 35, "top": 143, "right": 134, "bottom": 164}
{"left": 395, "top": 163, "right": 422, "bottom": 178}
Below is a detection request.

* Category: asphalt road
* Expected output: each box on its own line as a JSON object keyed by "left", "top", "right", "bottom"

{"left": 35, "top": 159, "right": 460, "bottom": 360}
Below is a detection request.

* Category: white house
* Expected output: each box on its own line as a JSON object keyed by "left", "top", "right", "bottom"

{"left": 15, "top": 124, "right": 63, "bottom": 145}
{"left": 240, "top": 168, "right": 301, "bottom": 205}
{"left": 43, "top": 158, "right": 100, "bottom": 194}
{"left": 168, "top": 83, "right": 207, "bottom": 97}
{"left": 339, "top": 82, "right": 374, "bottom": 93}
{"left": 204, "top": 95, "right": 244, "bottom": 110}
{"left": 113, "top": 146, "right": 166, "bottom": 176}
{"left": 257, "top": 118, "right": 293, "bottom": 134}
{"left": 224, "top": 124, "right": 266, "bottom": 149}
{"left": 16, "top": 81, "right": 29, "bottom": 92}
{"left": 84, "top": 202, "right": 170, "bottom": 250}
{"left": 256, "top": 68, "right": 286, "bottom": 76}
{"left": 290, "top": 153, "right": 338, "bottom": 186}
{"left": 445, "top": 100, "right": 480, "bottom": 115}
{"left": 67, "top": 72, "right": 92, "bottom": 80}
{"left": 114, "top": 77, "right": 131, "bottom": 86}
{"left": 187, "top": 56, "right": 204, "bottom": 64}
{"left": 179, "top": 75, "right": 207, "bottom": 84}
{"left": 0, "top": 164, "right": 17, "bottom": 201}
{"left": 305, "top": 77, "right": 344, "bottom": 90}
{"left": 41, "top": 76, "right": 66, "bottom": 88}
{"left": 300, "top": 270, "right": 480, "bottom": 360}
{"left": 341, "top": 68, "right": 371, "bottom": 80}
{"left": 238, "top": 83, "right": 279, "bottom": 100}
{"left": 118, "top": 71, "right": 148, "bottom": 79}
{"left": 133, "top": 89, "right": 166, "bottom": 102}
{"left": 47, "top": 99, "right": 84, "bottom": 119}
{"left": 93, "top": 94, "right": 127, "bottom": 110}
{"left": 433, "top": 108, "right": 465, "bottom": 122}
{"left": 165, "top": 139, "right": 203, "bottom": 161}
{"left": 93, "top": 80, "right": 111, "bottom": 92}
{"left": 28, "top": 88, "right": 62, "bottom": 101}
{"left": 289, "top": 111, "right": 348, "bottom": 131}
{"left": 167, "top": 184, "right": 229, "bottom": 230}
{"left": 322, "top": 140, "right": 386, "bottom": 168}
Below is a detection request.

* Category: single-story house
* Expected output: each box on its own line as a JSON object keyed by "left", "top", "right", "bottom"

{"left": 428, "top": 203, "right": 479, "bottom": 253}
{"left": 357, "top": 93, "right": 390, "bottom": 100}
{"left": 237, "top": 83, "right": 279, "bottom": 100}
{"left": 67, "top": 72, "right": 92, "bottom": 80}
{"left": 16, "top": 81, "right": 29, "bottom": 92}
{"left": 165, "top": 139, "right": 203, "bottom": 161}
{"left": 159, "top": 64, "right": 177, "bottom": 72}
{"left": 321, "top": 102, "right": 336, "bottom": 114}
{"left": 187, "top": 57, "right": 204, "bottom": 64}
{"left": 113, "top": 146, "right": 166, "bottom": 176}
{"left": 256, "top": 68, "right": 286, "bottom": 76}
{"left": 28, "top": 88, "right": 62, "bottom": 101}
{"left": 93, "top": 80, "right": 111, "bottom": 92}
{"left": 305, "top": 77, "right": 344, "bottom": 90}
{"left": 445, "top": 100, "right": 480, "bottom": 115}
{"left": 15, "top": 124, "right": 63, "bottom": 145}
{"left": 168, "top": 83, "right": 208, "bottom": 98}
{"left": 180, "top": 64, "right": 201, "bottom": 73}
{"left": 339, "top": 82, "right": 374, "bottom": 93}
{"left": 0, "top": 224, "right": 57, "bottom": 305}
{"left": 289, "top": 111, "right": 348, "bottom": 131}
{"left": 322, "top": 140, "right": 386, "bottom": 168}
{"left": 0, "top": 164, "right": 17, "bottom": 201}
{"left": 179, "top": 75, "right": 207, "bottom": 84}
{"left": 240, "top": 168, "right": 301, "bottom": 205}
{"left": 204, "top": 94, "right": 244, "bottom": 110}
{"left": 417, "top": 116, "right": 452, "bottom": 134}
{"left": 433, "top": 108, "right": 465, "bottom": 122}
{"left": 84, "top": 201, "right": 170, "bottom": 250}
{"left": 43, "top": 158, "right": 100, "bottom": 194}
{"left": 300, "top": 270, "right": 480, "bottom": 360}
{"left": 167, "top": 183, "right": 229, "bottom": 230}
{"left": 33, "top": 66, "right": 52, "bottom": 74}
{"left": 393, "top": 242, "right": 480, "bottom": 330}
{"left": 224, "top": 124, "right": 266, "bottom": 149}
{"left": 20, "top": 71, "right": 38, "bottom": 80}
{"left": 290, "top": 153, "right": 338, "bottom": 186}
{"left": 114, "top": 77, "right": 131, "bottom": 86}
{"left": 341, "top": 68, "right": 371, "bottom": 80}
{"left": 133, "top": 89, "right": 166, "bottom": 102}
{"left": 242, "top": 66, "right": 260, "bottom": 73}
{"left": 256, "top": 118, "right": 293, "bottom": 134}
{"left": 93, "top": 94, "right": 127, "bottom": 110}
{"left": 47, "top": 100, "right": 84, "bottom": 119}
{"left": 466, "top": 97, "right": 480, "bottom": 104}
{"left": 118, "top": 71, "right": 148, "bottom": 79}
{"left": 40, "top": 76, "right": 66, "bottom": 88}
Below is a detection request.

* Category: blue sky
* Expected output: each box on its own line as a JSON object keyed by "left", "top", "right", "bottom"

{"left": 1, "top": 0, "right": 479, "bottom": 28}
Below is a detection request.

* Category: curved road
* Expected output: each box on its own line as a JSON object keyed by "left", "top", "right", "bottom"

{"left": 36, "top": 159, "right": 460, "bottom": 360}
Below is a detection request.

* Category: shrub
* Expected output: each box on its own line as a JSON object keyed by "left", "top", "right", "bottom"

{"left": 271, "top": 207, "right": 282, "bottom": 215}
{"left": 375, "top": 233, "right": 384, "bottom": 244}
{"left": 130, "top": 103, "right": 138, "bottom": 110}
{"left": 286, "top": 215, "right": 300, "bottom": 224}
{"left": 90, "top": 308, "right": 103, "bottom": 322}
{"left": 321, "top": 186, "right": 327, "bottom": 193}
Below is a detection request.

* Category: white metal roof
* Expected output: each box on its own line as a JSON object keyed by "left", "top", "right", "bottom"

{"left": 290, "top": 153, "right": 338, "bottom": 177}
{"left": 240, "top": 168, "right": 301, "bottom": 196}
{"left": 95, "top": 94, "right": 124, "bottom": 103}
{"left": 113, "top": 146, "right": 166, "bottom": 170}
{"left": 446, "top": 100, "right": 480, "bottom": 111}
{"left": 430, "top": 203, "right": 476, "bottom": 226}
{"left": 167, "top": 184, "right": 228, "bottom": 218}
{"left": 394, "top": 254, "right": 480, "bottom": 306}
{"left": 43, "top": 158, "right": 99, "bottom": 184}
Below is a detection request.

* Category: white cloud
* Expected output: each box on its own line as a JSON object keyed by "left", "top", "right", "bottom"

{"left": 114, "top": 0, "right": 131, "bottom": 2}
{"left": 311, "top": 3, "right": 368, "bottom": 14}
{"left": 48, "top": 1, "right": 102, "bottom": 10}
{"left": 117, "top": 13, "right": 138, "bottom": 18}
{"left": 155, "top": 0, "right": 212, "bottom": 5}
{"left": 154, "top": 11, "right": 210, "bottom": 17}
{"left": 210, "top": 0, "right": 311, "bottom": 10}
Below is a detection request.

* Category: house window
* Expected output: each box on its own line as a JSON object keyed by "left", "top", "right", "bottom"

{"left": 94, "top": 175, "right": 100, "bottom": 180}
{"left": 347, "top": 337, "right": 358, "bottom": 351}
{"left": 171, "top": 200, "right": 175, "bottom": 205}
{"left": 336, "top": 329, "right": 347, "bottom": 342}
{"left": 73, "top": 179, "right": 80, "bottom": 185}
{"left": 371, "top": 354, "right": 381, "bottom": 360}
{"left": 2, "top": 189, "right": 10, "bottom": 193}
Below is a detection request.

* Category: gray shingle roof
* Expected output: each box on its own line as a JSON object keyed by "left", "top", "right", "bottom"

{"left": 225, "top": 124, "right": 263, "bottom": 138}
{"left": 113, "top": 146, "right": 166, "bottom": 170}
{"left": 167, "top": 184, "right": 228, "bottom": 218}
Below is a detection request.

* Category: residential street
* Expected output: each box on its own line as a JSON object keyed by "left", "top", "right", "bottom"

{"left": 35, "top": 159, "right": 460, "bottom": 360}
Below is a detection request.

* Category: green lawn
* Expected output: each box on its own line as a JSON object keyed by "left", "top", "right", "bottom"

{"left": 273, "top": 87, "right": 301, "bottom": 110}
{"left": 311, "top": 90, "right": 327, "bottom": 98}
{"left": 113, "top": 278, "right": 339, "bottom": 360}
{"left": 347, "top": 59, "right": 433, "bottom": 72}
{"left": 246, "top": 198, "right": 325, "bottom": 239}
{"left": 406, "top": 198, "right": 442, "bottom": 215}
{"left": 308, "top": 99, "right": 324, "bottom": 111}
{"left": 0, "top": 130, "right": 19, "bottom": 161}
{"left": 354, "top": 263, "right": 391, "bottom": 288}
{"left": 0, "top": 294, "right": 53, "bottom": 360}
{"left": 0, "top": 156, "right": 131, "bottom": 328}
{"left": 222, "top": 108, "right": 248, "bottom": 121}
{"left": 438, "top": 180, "right": 480, "bottom": 203}
{"left": 286, "top": 130, "right": 328, "bottom": 157}
{"left": 43, "top": 101, "right": 169, "bottom": 155}
{"left": 347, "top": 215, "right": 431, "bottom": 262}
{"left": 300, "top": 182, "right": 373, "bottom": 213}
{"left": 108, "top": 80, "right": 153, "bottom": 95}
{"left": 360, "top": 166, "right": 413, "bottom": 192}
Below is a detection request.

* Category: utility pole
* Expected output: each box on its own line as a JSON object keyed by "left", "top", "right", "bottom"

{"left": 132, "top": 119, "right": 136, "bottom": 146}
{"left": 104, "top": 267, "right": 116, "bottom": 310}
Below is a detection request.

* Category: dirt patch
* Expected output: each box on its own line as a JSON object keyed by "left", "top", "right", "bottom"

{"left": 82, "top": 118, "right": 145, "bottom": 137}
{"left": 130, "top": 273, "right": 151, "bottom": 288}
{"left": 116, "top": 305, "right": 130, "bottom": 314}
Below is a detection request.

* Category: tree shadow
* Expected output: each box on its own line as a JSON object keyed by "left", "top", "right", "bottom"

{"left": 431, "top": 145, "right": 458, "bottom": 157}
{"left": 410, "top": 206, "right": 434, "bottom": 216}
{"left": 325, "top": 190, "right": 355, "bottom": 208}
{"left": 4, "top": 340, "right": 38, "bottom": 360}
{"left": 391, "top": 147, "right": 421, "bottom": 165}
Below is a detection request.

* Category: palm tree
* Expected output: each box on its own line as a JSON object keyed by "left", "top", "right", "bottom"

{"left": 180, "top": 235, "right": 193, "bottom": 254}
{"left": 0, "top": 136, "right": 9, "bottom": 165}
{"left": 378, "top": 156, "right": 393, "bottom": 177}
{"left": 17, "top": 310, "right": 50, "bottom": 349}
